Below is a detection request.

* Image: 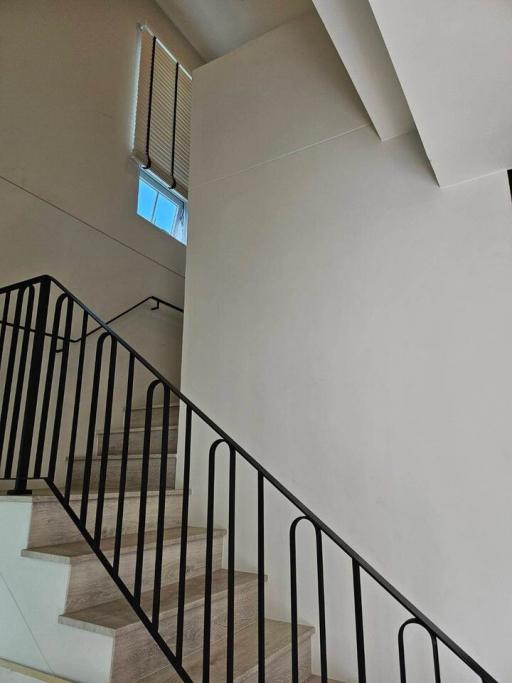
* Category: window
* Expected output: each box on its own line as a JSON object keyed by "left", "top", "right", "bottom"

{"left": 133, "top": 26, "right": 192, "bottom": 243}
{"left": 137, "top": 171, "right": 187, "bottom": 244}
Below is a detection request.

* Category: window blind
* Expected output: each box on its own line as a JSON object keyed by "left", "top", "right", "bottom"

{"left": 133, "top": 27, "right": 192, "bottom": 199}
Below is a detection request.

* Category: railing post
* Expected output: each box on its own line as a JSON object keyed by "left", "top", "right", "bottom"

{"left": 8, "top": 277, "right": 51, "bottom": 495}
{"left": 257, "top": 472, "right": 265, "bottom": 682}
{"left": 352, "top": 560, "right": 367, "bottom": 683}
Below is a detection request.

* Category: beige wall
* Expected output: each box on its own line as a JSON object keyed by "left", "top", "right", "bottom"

{"left": 0, "top": 0, "right": 202, "bottom": 316}
{"left": 0, "top": 0, "right": 202, "bottom": 489}
{"left": 183, "top": 10, "right": 511, "bottom": 681}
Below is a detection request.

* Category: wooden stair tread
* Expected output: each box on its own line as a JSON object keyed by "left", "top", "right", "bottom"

{"left": 22, "top": 526, "right": 226, "bottom": 564}
{"left": 60, "top": 569, "right": 259, "bottom": 635}
{"left": 136, "top": 619, "right": 314, "bottom": 682}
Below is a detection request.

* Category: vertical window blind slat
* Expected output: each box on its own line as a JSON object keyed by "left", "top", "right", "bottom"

{"left": 133, "top": 27, "right": 192, "bottom": 199}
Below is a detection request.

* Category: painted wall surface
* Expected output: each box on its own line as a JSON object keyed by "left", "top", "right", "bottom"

{"left": 367, "top": 0, "right": 512, "bottom": 186}
{"left": 0, "top": 0, "right": 202, "bottom": 366}
{"left": 0, "top": 0, "right": 202, "bottom": 282}
{"left": 183, "top": 11, "right": 512, "bottom": 681}
{"left": 312, "top": 0, "right": 414, "bottom": 141}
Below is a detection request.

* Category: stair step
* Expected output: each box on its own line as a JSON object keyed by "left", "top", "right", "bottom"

{"left": 70, "top": 453, "right": 177, "bottom": 491}
{"left": 60, "top": 570, "right": 262, "bottom": 683}
{"left": 22, "top": 527, "right": 226, "bottom": 612}
{"left": 28, "top": 488, "right": 185, "bottom": 548}
{"left": 98, "top": 426, "right": 178, "bottom": 455}
{"left": 130, "top": 403, "right": 180, "bottom": 428}
{"left": 22, "top": 526, "right": 225, "bottom": 565}
{"left": 136, "top": 619, "right": 315, "bottom": 683}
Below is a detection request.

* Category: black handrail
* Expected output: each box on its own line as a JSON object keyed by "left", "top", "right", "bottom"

{"left": 0, "top": 291, "right": 183, "bottom": 347}
{"left": 0, "top": 274, "right": 500, "bottom": 683}
{"left": 65, "top": 295, "right": 183, "bottom": 345}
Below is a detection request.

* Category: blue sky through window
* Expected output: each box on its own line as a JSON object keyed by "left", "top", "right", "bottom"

{"left": 137, "top": 174, "right": 187, "bottom": 244}
{"left": 154, "top": 194, "right": 178, "bottom": 231}
{"left": 137, "top": 179, "right": 157, "bottom": 222}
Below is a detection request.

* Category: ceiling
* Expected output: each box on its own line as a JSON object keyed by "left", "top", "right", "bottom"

{"left": 156, "top": 0, "right": 314, "bottom": 62}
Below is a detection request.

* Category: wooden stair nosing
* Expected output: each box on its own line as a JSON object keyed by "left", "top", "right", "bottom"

{"left": 70, "top": 453, "right": 178, "bottom": 462}
{"left": 128, "top": 402, "right": 180, "bottom": 412}
{"left": 31, "top": 488, "right": 186, "bottom": 503}
{"left": 22, "top": 526, "right": 226, "bottom": 565}
{"left": 98, "top": 425, "right": 179, "bottom": 437}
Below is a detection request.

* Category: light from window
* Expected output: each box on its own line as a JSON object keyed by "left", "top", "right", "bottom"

{"left": 137, "top": 172, "right": 187, "bottom": 245}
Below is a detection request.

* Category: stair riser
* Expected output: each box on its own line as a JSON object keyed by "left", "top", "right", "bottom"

{"left": 110, "top": 584, "right": 259, "bottom": 683}
{"left": 64, "top": 535, "right": 224, "bottom": 612}
{"left": 98, "top": 428, "right": 178, "bottom": 455}
{"left": 242, "top": 636, "right": 311, "bottom": 683}
{"left": 28, "top": 493, "right": 184, "bottom": 548}
{"left": 71, "top": 456, "right": 177, "bottom": 492}
{"left": 130, "top": 405, "right": 180, "bottom": 429}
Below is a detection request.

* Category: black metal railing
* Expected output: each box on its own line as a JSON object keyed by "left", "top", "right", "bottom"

{"left": 0, "top": 275, "right": 499, "bottom": 683}
{"left": 2, "top": 294, "right": 183, "bottom": 351}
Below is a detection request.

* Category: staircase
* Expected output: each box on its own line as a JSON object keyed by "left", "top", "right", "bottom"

{"left": 0, "top": 275, "right": 500, "bottom": 682}
{"left": 19, "top": 402, "right": 316, "bottom": 682}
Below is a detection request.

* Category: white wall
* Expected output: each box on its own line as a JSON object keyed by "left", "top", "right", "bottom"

{"left": 183, "top": 11, "right": 512, "bottom": 681}
{"left": 312, "top": 0, "right": 414, "bottom": 141}
{"left": 0, "top": 0, "right": 202, "bottom": 338}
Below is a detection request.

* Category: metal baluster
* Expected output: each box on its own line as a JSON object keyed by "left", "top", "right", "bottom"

{"left": 33, "top": 294, "right": 66, "bottom": 477}
{"left": 289, "top": 516, "right": 304, "bottom": 683}
{"left": 315, "top": 526, "right": 328, "bottom": 683}
{"left": 113, "top": 353, "right": 134, "bottom": 574}
{"left": 4, "top": 285, "right": 34, "bottom": 479}
{"left": 134, "top": 380, "right": 159, "bottom": 603}
{"left": 399, "top": 619, "right": 442, "bottom": 683}
{"left": 10, "top": 279, "right": 51, "bottom": 494}
{"left": 94, "top": 338, "right": 117, "bottom": 544}
{"left": 290, "top": 517, "right": 328, "bottom": 682}
{"left": 398, "top": 619, "right": 411, "bottom": 683}
{"left": 80, "top": 333, "right": 109, "bottom": 526}
{"left": 257, "top": 471, "right": 265, "bottom": 682}
{"left": 226, "top": 446, "right": 236, "bottom": 683}
{"left": 202, "top": 439, "right": 224, "bottom": 682}
{"left": 152, "top": 386, "right": 170, "bottom": 628}
{"left": 176, "top": 403, "right": 191, "bottom": 663}
{"left": 0, "top": 288, "right": 24, "bottom": 467}
{"left": 47, "top": 297, "right": 74, "bottom": 482}
{"left": 0, "top": 291, "right": 11, "bottom": 376}
{"left": 352, "top": 560, "right": 367, "bottom": 683}
{"left": 0, "top": 290, "right": 11, "bottom": 470}
{"left": 64, "top": 310, "right": 89, "bottom": 501}
{"left": 431, "top": 635, "right": 442, "bottom": 683}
